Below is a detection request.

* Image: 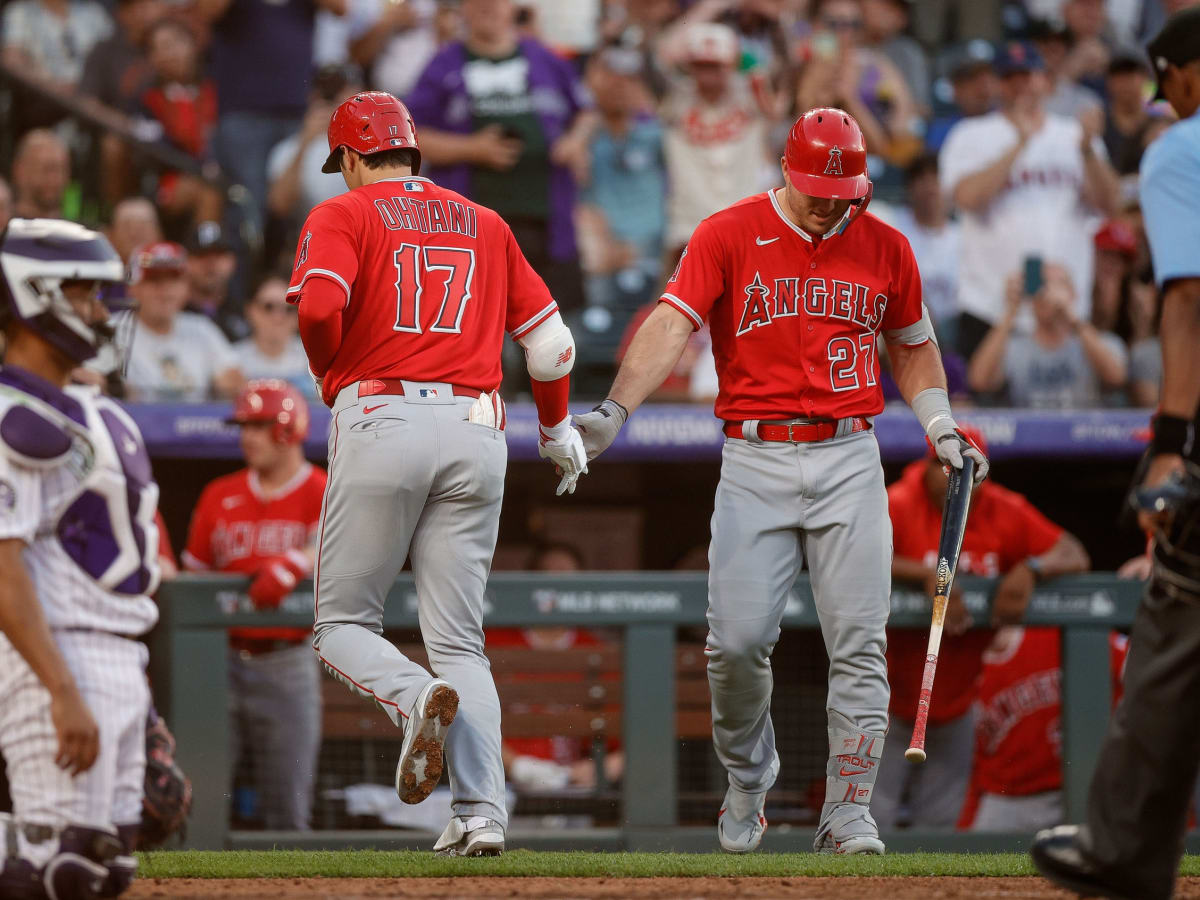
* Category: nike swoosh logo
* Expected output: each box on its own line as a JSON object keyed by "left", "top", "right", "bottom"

{"left": 755, "top": 236, "right": 780, "bottom": 246}
{"left": 839, "top": 766, "right": 871, "bottom": 777}
{"left": 363, "top": 403, "right": 388, "bottom": 414}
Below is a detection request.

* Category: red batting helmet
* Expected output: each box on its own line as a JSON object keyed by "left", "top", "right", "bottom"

{"left": 227, "top": 379, "right": 310, "bottom": 445}
{"left": 785, "top": 108, "right": 870, "bottom": 201}
{"left": 322, "top": 91, "right": 421, "bottom": 175}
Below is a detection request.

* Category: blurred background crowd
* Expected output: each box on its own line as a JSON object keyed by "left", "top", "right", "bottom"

{"left": 0, "top": 0, "right": 1190, "bottom": 408}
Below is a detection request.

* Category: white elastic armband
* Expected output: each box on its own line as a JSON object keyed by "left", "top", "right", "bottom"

{"left": 518, "top": 311, "right": 575, "bottom": 382}
{"left": 884, "top": 304, "right": 938, "bottom": 347}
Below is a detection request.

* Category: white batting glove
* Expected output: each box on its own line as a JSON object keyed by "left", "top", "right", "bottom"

{"left": 570, "top": 398, "right": 628, "bottom": 461}
{"left": 929, "top": 424, "right": 989, "bottom": 485}
{"left": 538, "top": 416, "right": 588, "bottom": 496}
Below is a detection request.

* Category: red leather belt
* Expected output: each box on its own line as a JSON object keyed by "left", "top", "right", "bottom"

{"left": 357, "top": 379, "right": 482, "bottom": 400}
{"left": 723, "top": 417, "right": 870, "bottom": 443}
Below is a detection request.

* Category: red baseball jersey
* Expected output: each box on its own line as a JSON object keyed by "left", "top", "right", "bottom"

{"left": 288, "top": 176, "right": 558, "bottom": 406}
{"left": 184, "top": 463, "right": 327, "bottom": 641}
{"left": 886, "top": 460, "right": 1064, "bottom": 725}
{"left": 956, "top": 628, "right": 1129, "bottom": 824}
{"left": 659, "top": 191, "right": 926, "bottom": 421}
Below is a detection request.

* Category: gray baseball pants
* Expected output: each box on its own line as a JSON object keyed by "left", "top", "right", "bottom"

{"left": 705, "top": 427, "right": 892, "bottom": 809}
{"left": 228, "top": 643, "right": 322, "bottom": 830}
{"left": 312, "top": 381, "right": 508, "bottom": 828}
{"left": 871, "top": 710, "right": 976, "bottom": 829}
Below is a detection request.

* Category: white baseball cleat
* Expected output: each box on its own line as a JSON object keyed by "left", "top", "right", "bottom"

{"left": 717, "top": 784, "right": 768, "bottom": 853}
{"left": 434, "top": 815, "right": 506, "bottom": 857}
{"left": 814, "top": 804, "right": 886, "bottom": 855}
{"left": 395, "top": 678, "right": 459, "bottom": 805}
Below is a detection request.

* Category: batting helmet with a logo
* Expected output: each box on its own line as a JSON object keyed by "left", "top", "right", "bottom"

{"left": 227, "top": 379, "right": 310, "bottom": 445}
{"left": 322, "top": 91, "right": 421, "bottom": 175}
{"left": 784, "top": 108, "right": 870, "bottom": 201}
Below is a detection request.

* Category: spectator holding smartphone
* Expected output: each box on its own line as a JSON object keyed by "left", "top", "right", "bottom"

{"left": 967, "top": 261, "right": 1128, "bottom": 408}
{"left": 940, "top": 42, "right": 1119, "bottom": 358}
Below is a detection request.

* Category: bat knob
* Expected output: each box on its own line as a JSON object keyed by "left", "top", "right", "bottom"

{"left": 905, "top": 747, "right": 927, "bottom": 764}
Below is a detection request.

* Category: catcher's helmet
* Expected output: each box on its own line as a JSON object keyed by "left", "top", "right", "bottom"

{"left": 322, "top": 91, "right": 421, "bottom": 175}
{"left": 0, "top": 218, "right": 130, "bottom": 364}
{"left": 227, "top": 379, "right": 310, "bottom": 445}
{"left": 785, "top": 108, "right": 870, "bottom": 201}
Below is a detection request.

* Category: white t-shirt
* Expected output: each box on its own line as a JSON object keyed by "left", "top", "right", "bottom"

{"left": 125, "top": 312, "right": 239, "bottom": 402}
{"left": 662, "top": 74, "right": 771, "bottom": 247}
{"left": 233, "top": 336, "right": 318, "bottom": 399}
{"left": 890, "top": 208, "right": 962, "bottom": 327}
{"left": 267, "top": 134, "right": 347, "bottom": 218}
{"left": 355, "top": 0, "right": 438, "bottom": 98}
{"left": 939, "top": 112, "right": 1102, "bottom": 326}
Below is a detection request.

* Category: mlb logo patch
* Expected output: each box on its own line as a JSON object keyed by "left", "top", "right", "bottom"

{"left": 404, "top": 181, "right": 424, "bottom": 192}
{"left": 419, "top": 388, "right": 439, "bottom": 398}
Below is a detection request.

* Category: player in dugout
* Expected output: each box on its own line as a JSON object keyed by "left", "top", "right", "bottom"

{"left": 874, "top": 426, "right": 1089, "bottom": 831}
{"left": 183, "top": 379, "right": 326, "bottom": 830}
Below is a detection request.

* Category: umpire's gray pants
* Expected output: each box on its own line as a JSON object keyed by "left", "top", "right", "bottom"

{"left": 706, "top": 429, "right": 892, "bottom": 793}
{"left": 229, "top": 643, "right": 322, "bottom": 830}
{"left": 312, "top": 383, "right": 508, "bottom": 827}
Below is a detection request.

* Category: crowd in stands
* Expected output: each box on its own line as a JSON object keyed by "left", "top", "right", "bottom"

{"left": 0, "top": 0, "right": 1190, "bottom": 407}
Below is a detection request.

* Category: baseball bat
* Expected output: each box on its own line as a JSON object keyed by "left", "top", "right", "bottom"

{"left": 905, "top": 456, "right": 976, "bottom": 764}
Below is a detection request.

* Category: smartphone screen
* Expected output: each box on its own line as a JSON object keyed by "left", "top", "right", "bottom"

{"left": 1023, "top": 256, "right": 1044, "bottom": 297}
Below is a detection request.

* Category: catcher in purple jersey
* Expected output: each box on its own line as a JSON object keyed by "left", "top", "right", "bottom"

{"left": 0, "top": 219, "right": 161, "bottom": 900}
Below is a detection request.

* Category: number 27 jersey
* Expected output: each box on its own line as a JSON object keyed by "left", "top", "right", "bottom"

{"left": 660, "top": 191, "right": 929, "bottom": 421}
{"left": 288, "top": 176, "right": 558, "bottom": 405}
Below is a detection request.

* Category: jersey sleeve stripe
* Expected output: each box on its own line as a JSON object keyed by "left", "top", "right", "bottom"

{"left": 660, "top": 293, "right": 704, "bottom": 330}
{"left": 510, "top": 301, "right": 559, "bottom": 339}
{"left": 287, "top": 269, "right": 352, "bottom": 307}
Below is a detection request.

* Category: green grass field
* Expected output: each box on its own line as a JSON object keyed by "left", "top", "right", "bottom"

{"left": 134, "top": 850, "right": 1200, "bottom": 880}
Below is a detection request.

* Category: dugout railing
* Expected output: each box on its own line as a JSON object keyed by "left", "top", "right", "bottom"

{"left": 151, "top": 573, "right": 1148, "bottom": 853}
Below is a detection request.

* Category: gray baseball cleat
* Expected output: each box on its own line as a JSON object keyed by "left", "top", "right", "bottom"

{"left": 395, "top": 678, "right": 459, "bottom": 805}
{"left": 717, "top": 784, "right": 768, "bottom": 853}
{"left": 814, "top": 803, "right": 886, "bottom": 855}
{"left": 433, "top": 815, "right": 506, "bottom": 857}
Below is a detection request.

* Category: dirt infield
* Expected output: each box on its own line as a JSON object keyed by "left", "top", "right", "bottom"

{"left": 126, "top": 876, "right": 1200, "bottom": 899}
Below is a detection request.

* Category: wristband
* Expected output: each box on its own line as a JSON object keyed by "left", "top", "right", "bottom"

{"left": 1025, "top": 556, "right": 1044, "bottom": 581}
{"left": 1150, "top": 414, "right": 1195, "bottom": 457}
{"left": 911, "top": 387, "right": 956, "bottom": 440}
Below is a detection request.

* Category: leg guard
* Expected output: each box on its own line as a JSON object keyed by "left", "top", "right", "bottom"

{"left": 0, "top": 813, "right": 44, "bottom": 899}
{"left": 98, "top": 825, "right": 138, "bottom": 898}
{"left": 814, "top": 710, "right": 887, "bottom": 854}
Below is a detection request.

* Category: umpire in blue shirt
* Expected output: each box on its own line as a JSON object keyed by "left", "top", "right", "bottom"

{"left": 1032, "top": 7, "right": 1200, "bottom": 900}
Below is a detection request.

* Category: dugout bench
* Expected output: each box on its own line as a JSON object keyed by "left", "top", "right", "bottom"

{"left": 151, "top": 573, "right": 1145, "bottom": 852}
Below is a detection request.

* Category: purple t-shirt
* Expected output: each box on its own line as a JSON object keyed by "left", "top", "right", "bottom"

{"left": 209, "top": 0, "right": 315, "bottom": 116}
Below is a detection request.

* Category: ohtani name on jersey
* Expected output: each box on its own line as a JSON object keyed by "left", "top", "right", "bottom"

{"left": 373, "top": 196, "right": 478, "bottom": 238}
{"left": 737, "top": 273, "right": 887, "bottom": 336}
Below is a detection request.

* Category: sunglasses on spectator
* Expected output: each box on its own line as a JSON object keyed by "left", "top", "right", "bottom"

{"left": 254, "top": 301, "right": 295, "bottom": 315}
{"left": 822, "top": 16, "right": 863, "bottom": 31}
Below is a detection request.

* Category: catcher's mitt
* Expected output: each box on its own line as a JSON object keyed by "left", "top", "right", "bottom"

{"left": 140, "top": 709, "right": 192, "bottom": 848}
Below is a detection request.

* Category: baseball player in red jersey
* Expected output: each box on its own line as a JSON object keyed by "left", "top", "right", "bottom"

{"left": 874, "top": 435, "right": 1088, "bottom": 831}
{"left": 573, "top": 108, "right": 988, "bottom": 854}
{"left": 289, "top": 92, "right": 581, "bottom": 857}
{"left": 183, "top": 380, "right": 326, "bottom": 830}
{"left": 957, "top": 628, "right": 1130, "bottom": 832}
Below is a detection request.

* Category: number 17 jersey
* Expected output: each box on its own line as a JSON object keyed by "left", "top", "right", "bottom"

{"left": 288, "top": 176, "right": 559, "bottom": 405}
{"left": 660, "top": 190, "right": 929, "bottom": 421}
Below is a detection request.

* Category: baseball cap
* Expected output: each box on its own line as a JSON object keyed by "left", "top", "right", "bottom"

{"left": 945, "top": 40, "right": 996, "bottom": 81}
{"left": 1094, "top": 220, "right": 1138, "bottom": 257}
{"left": 1107, "top": 50, "right": 1149, "bottom": 77}
{"left": 130, "top": 241, "right": 187, "bottom": 284}
{"left": 597, "top": 44, "right": 645, "bottom": 77}
{"left": 186, "top": 221, "right": 232, "bottom": 255}
{"left": 995, "top": 41, "right": 1045, "bottom": 77}
{"left": 685, "top": 22, "right": 739, "bottom": 66}
{"left": 1147, "top": 6, "right": 1200, "bottom": 100}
